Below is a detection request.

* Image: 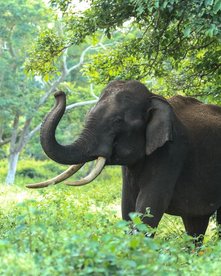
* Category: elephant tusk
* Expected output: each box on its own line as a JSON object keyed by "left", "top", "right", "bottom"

{"left": 65, "top": 157, "right": 106, "bottom": 186}
{"left": 26, "top": 163, "right": 84, "bottom": 189}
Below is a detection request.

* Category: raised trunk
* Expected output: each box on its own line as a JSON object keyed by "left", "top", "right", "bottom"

{"left": 40, "top": 92, "right": 93, "bottom": 165}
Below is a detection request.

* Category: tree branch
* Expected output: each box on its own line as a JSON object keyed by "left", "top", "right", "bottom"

{"left": 89, "top": 83, "right": 99, "bottom": 99}
{"left": 0, "top": 138, "right": 11, "bottom": 147}
{"left": 28, "top": 123, "right": 41, "bottom": 140}
{"left": 67, "top": 45, "right": 93, "bottom": 74}
{"left": 17, "top": 118, "right": 32, "bottom": 152}
{"left": 66, "top": 99, "right": 98, "bottom": 110}
{"left": 9, "top": 113, "right": 20, "bottom": 154}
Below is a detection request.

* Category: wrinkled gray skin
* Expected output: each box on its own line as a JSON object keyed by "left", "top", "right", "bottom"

{"left": 41, "top": 80, "right": 221, "bottom": 242}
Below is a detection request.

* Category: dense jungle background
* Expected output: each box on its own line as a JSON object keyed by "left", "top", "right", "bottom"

{"left": 0, "top": 0, "right": 221, "bottom": 274}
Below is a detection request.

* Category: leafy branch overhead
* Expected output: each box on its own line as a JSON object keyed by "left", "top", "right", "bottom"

{"left": 26, "top": 0, "right": 221, "bottom": 95}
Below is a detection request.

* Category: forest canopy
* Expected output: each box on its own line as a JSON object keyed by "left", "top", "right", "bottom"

{"left": 26, "top": 0, "right": 221, "bottom": 97}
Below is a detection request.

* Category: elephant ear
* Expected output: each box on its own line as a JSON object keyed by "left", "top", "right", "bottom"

{"left": 146, "top": 97, "right": 173, "bottom": 155}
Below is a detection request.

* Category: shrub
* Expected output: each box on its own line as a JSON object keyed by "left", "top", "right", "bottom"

{"left": 17, "top": 168, "right": 43, "bottom": 179}
{"left": 0, "top": 161, "right": 221, "bottom": 274}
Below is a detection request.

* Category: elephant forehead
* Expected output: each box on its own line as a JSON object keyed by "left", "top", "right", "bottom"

{"left": 99, "top": 100, "right": 120, "bottom": 116}
{"left": 101, "top": 89, "right": 141, "bottom": 106}
{"left": 99, "top": 88, "right": 125, "bottom": 103}
{"left": 89, "top": 98, "right": 118, "bottom": 118}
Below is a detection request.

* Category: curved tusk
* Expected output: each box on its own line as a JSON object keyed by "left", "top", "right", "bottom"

{"left": 65, "top": 157, "right": 106, "bottom": 186}
{"left": 26, "top": 163, "right": 84, "bottom": 189}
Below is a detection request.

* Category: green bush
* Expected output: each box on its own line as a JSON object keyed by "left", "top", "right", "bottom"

{"left": 0, "top": 159, "right": 73, "bottom": 184}
{"left": 0, "top": 160, "right": 221, "bottom": 275}
{"left": 17, "top": 167, "right": 43, "bottom": 179}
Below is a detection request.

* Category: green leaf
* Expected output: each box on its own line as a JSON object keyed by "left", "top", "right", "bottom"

{"left": 205, "top": 24, "right": 217, "bottom": 37}
{"left": 129, "top": 238, "right": 139, "bottom": 249}
{"left": 43, "top": 74, "right": 50, "bottom": 82}
{"left": 204, "top": 0, "right": 214, "bottom": 6}
{"left": 155, "top": 0, "right": 159, "bottom": 8}
{"left": 133, "top": 216, "right": 142, "bottom": 225}
{"left": 162, "top": 0, "right": 169, "bottom": 9}
{"left": 183, "top": 26, "right": 191, "bottom": 37}
{"left": 213, "top": 0, "right": 221, "bottom": 13}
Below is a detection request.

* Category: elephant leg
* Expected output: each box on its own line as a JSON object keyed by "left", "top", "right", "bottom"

{"left": 216, "top": 207, "right": 221, "bottom": 238}
{"left": 121, "top": 166, "right": 140, "bottom": 221}
{"left": 182, "top": 215, "right": 210, "bottom": 246}
{"left": 133, "top": 145, "right": 185, "bottom": 236}
{"left": 135, "top": 191, "right": 166, "bottom": 237}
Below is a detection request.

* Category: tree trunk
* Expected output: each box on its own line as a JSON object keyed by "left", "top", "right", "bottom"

{"left": 5, "top": 113, "right": 20, "bottom": 185}
{"left": 5, "top": 151, "right": 19, "bottom": 185}
{"left": 0, "top": 125, "right": 3, "bottom": 142}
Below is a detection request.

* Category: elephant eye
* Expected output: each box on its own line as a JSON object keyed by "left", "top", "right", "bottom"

{"left": 113, "top": 117, "right": 123, "bottom": 125}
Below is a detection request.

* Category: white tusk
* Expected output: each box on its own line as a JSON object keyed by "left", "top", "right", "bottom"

{"left": 26, "top": 164, "right": 84, "bottom": 189}
{"left": 65, "top": 157, "right": 106, "bottom": 186}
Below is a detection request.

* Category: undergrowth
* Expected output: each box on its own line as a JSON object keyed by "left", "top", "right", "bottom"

{"left": 0, "top": 159, "right": 221, "bottom": 275}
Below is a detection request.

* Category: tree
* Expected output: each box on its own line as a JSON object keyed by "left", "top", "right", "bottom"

{"left": 0, "top": 0, "right": 50, "bottom": 183}
{"left": 0, "top": 0, "right": 101, "bottom": 184}
{"left": 26, "top": 0, "right": 221, "bottom": 98}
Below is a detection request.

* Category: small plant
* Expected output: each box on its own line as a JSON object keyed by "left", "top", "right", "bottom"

{"left": 129, "top": 208, "right": 156, "bottom": 237}
{"left": 0, "top": 162, "right": 221, "bottom": 274}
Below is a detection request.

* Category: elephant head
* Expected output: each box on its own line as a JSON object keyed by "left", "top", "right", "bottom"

{"left": 27, "top": 80, "right": 174, "bottom": 188}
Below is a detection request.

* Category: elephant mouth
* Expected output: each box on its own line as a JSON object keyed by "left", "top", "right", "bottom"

{"left": 26, "top": 157, "right": 106, "bottom": 189}
{"left": 106, "top": 142, "right": 137, "bottom": 166}
{"left": 106, "top": 152, "right": 130, "bottom": 166}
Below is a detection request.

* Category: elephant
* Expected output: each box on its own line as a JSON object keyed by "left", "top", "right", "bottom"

{"left": 27, "top": 80, "right": 221, "bottom": 242}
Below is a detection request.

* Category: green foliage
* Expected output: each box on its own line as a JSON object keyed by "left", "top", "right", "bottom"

{"left": 0, "top": 0, "right": 51, "bottom": 160}
{"left": 25, "top": 29, "right": 67, "bottom": 77}
{"left": 0, "top": 160, "right": 221, "bottom": 274}
{"left": 26, "top": 0, "right": 221, "bottom": 99}
{"left": 0, "top": 0, "right": 49, "bottom": 115}
{"left": 84, "top": 0, "right": 221, "bottom": 97}
{"left": 0, "top": 159, "right": 62, "bottom": 184}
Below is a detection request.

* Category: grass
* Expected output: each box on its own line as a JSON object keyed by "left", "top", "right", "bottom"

{"left": 0, "top": 159, "right": 221, "bottom": 275}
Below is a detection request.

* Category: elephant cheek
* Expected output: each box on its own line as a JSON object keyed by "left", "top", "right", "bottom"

{"left": 90, "top": 141, "right": 113, "bottom": 159}
{"left": 114, "top": 148, "right": 135, "bottom": 163}
{"left": 117, "top": 142, "right": 145, "bottom": 164}
{"left": 120, "top": 148, "right": 134, "bottom": 157}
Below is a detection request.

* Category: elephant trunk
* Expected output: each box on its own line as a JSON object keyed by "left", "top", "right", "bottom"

{"left": 40, "top": 91, "right": 93, "bottom": 165}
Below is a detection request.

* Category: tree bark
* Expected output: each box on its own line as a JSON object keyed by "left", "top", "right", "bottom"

{"left": 5, "top": 113, "right": 20, "bottom": 185}
{"left": 5, "top": 151, "right": 19, "bottom": 185}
